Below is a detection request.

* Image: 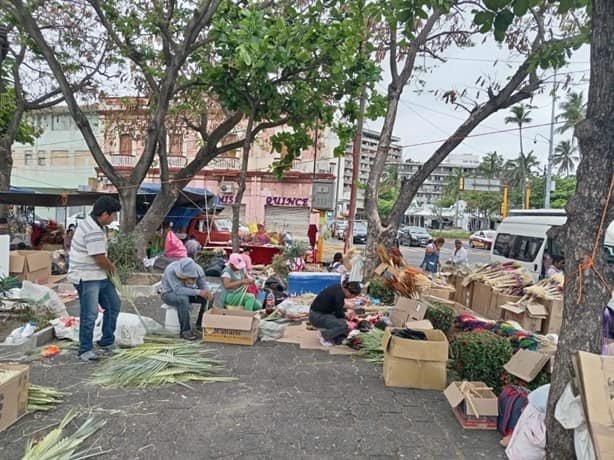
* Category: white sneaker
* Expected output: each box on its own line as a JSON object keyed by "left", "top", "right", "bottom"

{"left": 319, "top": 337, "right": 334, "bottom": 347}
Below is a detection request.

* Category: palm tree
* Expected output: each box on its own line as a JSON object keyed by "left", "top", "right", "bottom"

{"left": 556, "top": 92, "right": 586, "bottom": 136}
{"left": 504, "top": 151, "right": 540, "bottom": 206}
{"left": 553, "top": 140, "right": 579, "bottom": 176}
{"left": 505, "top": 104, "right": 533, "bottom": 159}
{"left": 478, "top": 151, "right": 504, "bottom": 179}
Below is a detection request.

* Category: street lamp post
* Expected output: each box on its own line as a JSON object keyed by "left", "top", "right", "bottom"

{"left": 544, "top": 70, "right": 557, "bottom": 208}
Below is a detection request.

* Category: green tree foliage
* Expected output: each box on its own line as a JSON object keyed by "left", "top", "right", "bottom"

{"left": 555, "top": 91, "right": 586, "bottom": 135}
{"left": 477, "top": 151, "right": 504, "bottom": 178}
{"left": 553, "top": 139, "right": 579, "bottom": 176}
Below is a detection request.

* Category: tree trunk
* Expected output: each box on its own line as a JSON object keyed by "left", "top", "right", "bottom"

{"left": 232, "top": 110, "right": 253, "bottom": 252}
{"left": 118, "top": 187, "right": 138, "bottom": 233}
{"left": 0, "top": 138, "right": 13, "bottom": 227}
{"left": 545, "top": 0, "right": 614, "bottom": 457}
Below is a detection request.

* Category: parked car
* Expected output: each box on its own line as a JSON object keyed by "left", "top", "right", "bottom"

{"left": 469, "top": 230, "right": 497, "bottom": 249}
{"left": 397, "top": 226, "right": 431, "bottom": 247}
{"left": 333, "top": 221, "right": 348, "bottom": 240}
{"left": 344, "top": 221, "right": 368, "bottom": 244}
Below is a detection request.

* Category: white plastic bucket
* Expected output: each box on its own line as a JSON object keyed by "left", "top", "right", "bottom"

{"left": 161, "top": 304, "right": 180, "bottom": 334}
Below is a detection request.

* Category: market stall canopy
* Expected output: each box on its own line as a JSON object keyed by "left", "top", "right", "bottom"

{"left": 0, "top": 187, "right": 113, "bottom": 207}
{"left": 0, "top": 184, "right": 220, "bottom": 209}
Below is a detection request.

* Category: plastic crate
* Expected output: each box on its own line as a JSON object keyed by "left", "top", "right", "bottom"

{"left": 287, "top": 272, "right": 342, "bottom": 296}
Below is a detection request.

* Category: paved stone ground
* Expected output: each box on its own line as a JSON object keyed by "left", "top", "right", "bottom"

{"left": 0, "top": 296, "right": 505, "bottom": 459}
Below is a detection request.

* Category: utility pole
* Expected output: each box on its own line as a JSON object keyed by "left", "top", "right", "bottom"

{"left": 544, "top": 69, "right": 557, "bottom": 208}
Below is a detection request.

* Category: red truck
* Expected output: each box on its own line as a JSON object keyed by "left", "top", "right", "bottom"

{"left": 186, "top": 215, "right": 232, "bottom": 246}
{"left": 186, "top": 215, "right": 281, "bottom": 264}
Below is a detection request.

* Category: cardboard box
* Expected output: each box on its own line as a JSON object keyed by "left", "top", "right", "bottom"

{"left": 453, "top": 276, "right": 466, "bottom": 305}
{"left": 470, "top": 282, "right": 492, "bottom": 317}
{"left": 390, "top": 297, "right": 427, "bottom": 327}
{"left": 500, "top": 303, "right": 547, "bottom": 332}
{"left": 405, "top": 319, "right": 433, "bottom": 330}
{"left": 573, "top": 352, "right": 614, "bottom": 460}
{"left": 374, "top": 263, "right": 390, "bottom": 277}
{"left": 0, "top": 364, "right": 29, "bottom": 432}
{"left": 540, "top": 298, "right": 563, "bottom": 334}
{"left": 382, "top": 328, "right": 448, "bottom": 390}
{"left": 429, "top": 285, "right": 456, "bottom": 301}
{"left": 504, "top": 349, "right": 550, "bottom": 382}
{"left": 444, "top": 381, "right": 498, "bottom": 430}
{"left": 9, "top": 250, "right": 52, "bottom": 284}
{"left": 202, "top": 308, "right": 259, "bottom": 345}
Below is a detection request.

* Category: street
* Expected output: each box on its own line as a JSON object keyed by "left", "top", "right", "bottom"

{"left": 323, "top": 240, "right": 492, "bottom": 267}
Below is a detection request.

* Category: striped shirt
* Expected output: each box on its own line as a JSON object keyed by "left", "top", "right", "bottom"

{"left": 67, "top": 215, "right": 108, "bottom": 283}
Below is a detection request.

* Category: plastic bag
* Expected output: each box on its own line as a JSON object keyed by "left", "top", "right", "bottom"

{"left": 51, "top": 315, "right": 102, "bottom": 342}
{"left": 505, "top": 403, "right": 546, "bottom": 460}
{"left": 258, "top": 320, "right": 286, "bottom": 341}
{"left": 3, "top": 321, "right": 37, "bottom": 345}
{"left": 164, "top": 231, "right": 187, "bottom": 259}
{"left": 276, "top": 298, "right": 310, "bottom": 318}
{"left": 554, "top": 383, "right": 596, "bottom": 460}
{"left": 20, "top": 280, "right": 69, "bottom": 317}
{"left": 114, "top": 313, "right": 163, "bottom": 347}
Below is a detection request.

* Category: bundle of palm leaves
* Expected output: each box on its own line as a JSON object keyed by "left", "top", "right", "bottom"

{"left": 91, "top": 337, "right": 237, "bottom": 388}
{"left": 357, "top": 328, "right": 385, "bottom": 365}
{"left": 22, "top": 409, "right": 107, "bottom": 460}
{"left": 28, "top": 385, "right": 67, "bottom": 412}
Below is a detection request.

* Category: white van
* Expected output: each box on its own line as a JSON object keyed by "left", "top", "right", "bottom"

{"left": 490, "top": 209, "right": 614, "bottom": 281}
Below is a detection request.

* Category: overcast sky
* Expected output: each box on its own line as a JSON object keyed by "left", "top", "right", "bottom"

{"left": 364, "top": 38, "right": 590, "bottom": 168}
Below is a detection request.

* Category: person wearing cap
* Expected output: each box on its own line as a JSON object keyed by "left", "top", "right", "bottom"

{"left": 309, "top": 280, "right": 362, "bottom": 347}
{"left": 219, "top": 253, "right": 262, "bottom": 311}
{"left": 238, "top": 247, "right": 253, "bottom": 274}
{"left": 68, "top": 196, "right": 122, "bottom": 362}
{"left": 160, "top": 257, "right": 212, "bottom": 340}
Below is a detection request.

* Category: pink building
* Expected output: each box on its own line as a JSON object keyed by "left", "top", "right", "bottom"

{"left": 96, "top": 98, "right": 336, "bottom": 235}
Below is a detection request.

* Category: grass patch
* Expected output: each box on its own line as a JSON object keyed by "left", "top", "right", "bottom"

{"left": 430, "top": 230, "right": 471, "bottom": 240}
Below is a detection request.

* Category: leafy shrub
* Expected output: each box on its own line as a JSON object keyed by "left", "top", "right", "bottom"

{"left": 424, "top": 302, "right": 454, "bottom": 332}
{"left": 108, "top": 232, "right": 139, "bottom": 283}
{"left": 502, "top": 368, "right": 551, "bottom": 391}
{"left": 368, "top": 279, "right": 395, "bottom": 305}
{"left": 450, "top": 331, "right": 513, "bottom": 393}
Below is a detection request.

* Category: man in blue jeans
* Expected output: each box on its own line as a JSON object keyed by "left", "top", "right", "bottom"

{"left": 160, "top": 258, "right": 212, "bottom": 340}
{"left": 68, "top": 196, "right": 122, "bottom": 362}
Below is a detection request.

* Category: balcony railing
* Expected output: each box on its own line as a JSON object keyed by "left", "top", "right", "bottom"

{"left": 168, "top": 156, "right": 187, "bottom": 168}
{"left": 109, "top": 155, "right": 135, "bottom": 167}
{"left": 206, "top": 157, "right": 240, "bottom": 169}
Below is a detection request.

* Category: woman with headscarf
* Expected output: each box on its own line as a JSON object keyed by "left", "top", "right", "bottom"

{"left": 219, "top": 253, "right": 262, "bottom": 311}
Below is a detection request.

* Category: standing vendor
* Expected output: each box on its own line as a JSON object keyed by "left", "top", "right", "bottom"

{"left": 309, "top": 280, "right": 361, "bottom": 347}
{"left": 68, "top": 196, "right": 122, "bottom": 362}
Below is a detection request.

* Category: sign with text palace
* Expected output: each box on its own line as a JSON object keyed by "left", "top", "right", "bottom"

{"left": 219, "top": 195, "right": 309, "bottom": 207}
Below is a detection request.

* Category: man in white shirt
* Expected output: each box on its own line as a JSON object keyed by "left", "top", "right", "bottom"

{"left": 68, "top": 196, "right": 121, "bottom": 362}
{"left": 449, "top": 239, "right": 469, "bottom": 266}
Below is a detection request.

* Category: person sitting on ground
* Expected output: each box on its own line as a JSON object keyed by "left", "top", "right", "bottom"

{"left": 420, "top": 237, "right": 444, "bottom": 274}
{"left": 448, "top": 239, "right": 468, "bottom": 266}
{"left": 219, "top": 253, "right": 262, "bottom": 311}
{"left": 253, "top": 223, "right": 271, "bottom": 245}
{"left": 184, "top": 234, "right": 202, "bottom": 260}
{"left": 309, "top": 280, "right": 362, "bottom": 347}
{"left": 546, "top": 255, "right": 564, "bottom": 278}
{"left": 328, "top": 252, "right": 347, "bottom": 275}
{"left": 160, "top": 258, "right": 212, "bottom": 340}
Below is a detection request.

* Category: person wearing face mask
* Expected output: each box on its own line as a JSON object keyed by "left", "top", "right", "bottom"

{"left": 219, "top": 253, "right": 262, "bottom": 311}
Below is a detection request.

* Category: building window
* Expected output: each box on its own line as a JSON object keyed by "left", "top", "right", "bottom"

{"left": 37, "top": 154, "right": 46, "bottom": 166}
{"left": 119, "top": 134, "right": 132, "bottom": 155}
{"left": 25, "top": 152, "right": 33, "bottom": 165}
{"left": 169, "top": 134, "right": 183, "bottom": 156}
